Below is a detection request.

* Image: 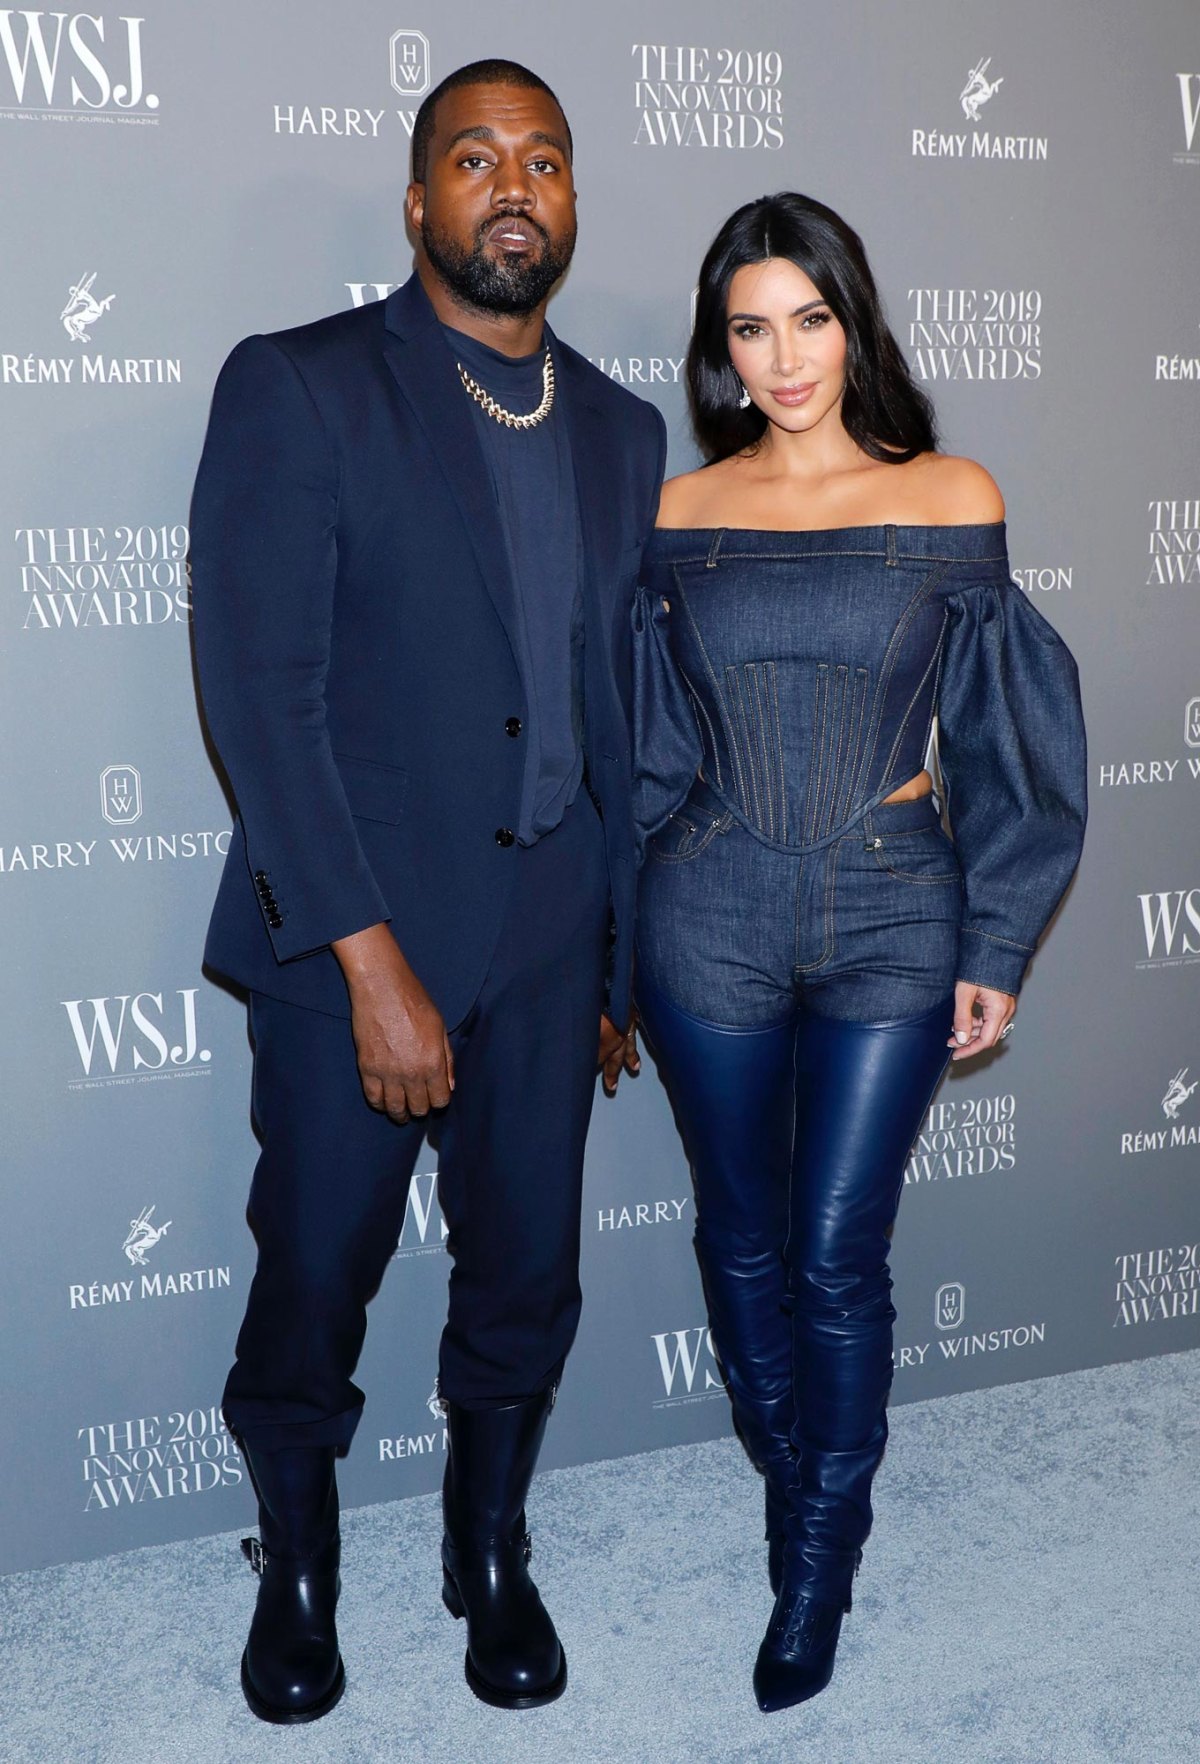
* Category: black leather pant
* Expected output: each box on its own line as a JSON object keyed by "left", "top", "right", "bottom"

{"left": 637, "top": 974, "right": 953, "bottom": 1601}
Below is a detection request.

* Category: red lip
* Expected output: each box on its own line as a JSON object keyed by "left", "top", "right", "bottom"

{"left": 770, "top": 383, "right": 817, "bottom": 406}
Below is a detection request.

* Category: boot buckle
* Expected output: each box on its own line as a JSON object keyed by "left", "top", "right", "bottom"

{"left": 241, "top": 1536, "right": 266, "bottom": 1576}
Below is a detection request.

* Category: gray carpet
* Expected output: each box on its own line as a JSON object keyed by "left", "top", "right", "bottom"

{"left": 5, "top": 1351, "right": 1199, "bottom": 1764}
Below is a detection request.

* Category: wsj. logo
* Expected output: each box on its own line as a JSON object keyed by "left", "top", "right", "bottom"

{"left": 1136, "top": 889, "right": 1200, "bottom": 966}
{"left": 0, "top": 10, "right": 158, "bottom": 116}
{"left": 62, "top": 989, "right": 212, "bottom": 1087}
{"left": 1162, "top": 1068, "right": 1198, "bottom": 1121}
{"left": 346, "top": 282, "right": 400, "bottom": 308}
{"left": 960, "top": 56, "right": 1002, "bottom": 122}
{"left": 651, "top": 1325, "right": 724, "bottom": 1405}
{"left": 395, "top": 1169, "right": 448, "bottom": 1257}
{"left": 935, "top": 1281, "right": 965, "bottom": 1331}
{"left": 1177, "top": 73, "right": 1200, "bottom": 161}
{"left": 100, "top": 763, "right": 141, "bottom": 826}
{"left": 61, "top": 272, "right": 113, "bottom": 345}
{"left": 122, "top": 1205, "right": 170, "bottom": 1266}
{"left": 389, "top": 29, "right": 429, "bottom": 99}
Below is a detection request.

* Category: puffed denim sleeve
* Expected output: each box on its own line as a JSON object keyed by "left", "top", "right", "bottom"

{"left": 631, "top": 584, "right": 702, "bottom": 862}
{"left": 936, "top": 580, "right": 1087, "bottom": 996}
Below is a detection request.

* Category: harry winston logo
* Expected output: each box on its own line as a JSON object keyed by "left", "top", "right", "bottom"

{"left": 935, "top": 1281, "right": 965, "bottom": 1331}
{"left": 960, "top": 58, "right": 1003, "bottom": 122}
{"left": 389, "top": 30, "right": 429, "bottom": 99}
{"left": 122, "top": 1205, "right": 171, "bottom": 1266}
{"left": 100, "top": 764, "right": 141, "bottom": 826}
{"left": 1185, "top": 698, "right": 1200, "bottom": 748}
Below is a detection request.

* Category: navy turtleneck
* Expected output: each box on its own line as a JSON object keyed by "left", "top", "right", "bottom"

{"left": 446, "top": 322, "right": 585, "bottom": 847}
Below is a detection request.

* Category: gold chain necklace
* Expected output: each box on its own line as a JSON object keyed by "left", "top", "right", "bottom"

{"left": 457, "top": 347, "right": 555, "bottom": 430}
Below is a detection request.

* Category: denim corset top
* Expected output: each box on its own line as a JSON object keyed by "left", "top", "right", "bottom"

{"left": 632, "top": 521, "right": 1088, "bottom": 996}
{"left": 640, "top": 522, "right": 1018, "bottom": 852}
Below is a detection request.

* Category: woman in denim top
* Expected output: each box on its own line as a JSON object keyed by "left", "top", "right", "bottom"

{"left": 631, "top": 194, "right": 1086, "bottom": 1714}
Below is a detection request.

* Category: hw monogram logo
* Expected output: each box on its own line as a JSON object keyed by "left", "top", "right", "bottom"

{"left": 62, "top": 989, "right": 211, "bottom": 1084}
{"left": 389, "top": 30, "right": 430, "bottom": 99}
{"left": 395, "top": 1169, "right": 448, "bottom": 1256}
{"left": 100, "top": 763, "right": 141, "bottom": 826}
{"left": 1186, "top": 697, "right": 1200, "bottom": 748}
{"left": 651, "top": 1326, "right": 723, "bottom": 1401}
{"left": 935, "top": 1282, "right": 965, "bottom": 1331}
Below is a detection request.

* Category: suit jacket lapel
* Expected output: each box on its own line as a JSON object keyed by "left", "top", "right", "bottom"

{"left": 381, "top": 278, "right": 522, "bottom": 666}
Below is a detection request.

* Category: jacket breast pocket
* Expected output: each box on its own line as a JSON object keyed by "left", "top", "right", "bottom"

{"left": 334, "top": 752, "right": 409, "bottom": 826}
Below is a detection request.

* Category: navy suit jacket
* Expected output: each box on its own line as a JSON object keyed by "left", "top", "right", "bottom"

{"left": 191, "top": 274, "right": 666, "bottom": 1030}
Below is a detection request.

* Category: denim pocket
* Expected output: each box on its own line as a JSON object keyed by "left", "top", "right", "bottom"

{"left": 648, "top": 802, "right": 734, "bottom": 864}
{"left": 869, "top": 825, "right": 961, "bottom": 885}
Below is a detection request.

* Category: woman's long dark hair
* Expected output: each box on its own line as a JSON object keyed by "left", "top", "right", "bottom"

{"left": 688, "top": 191, "right": 937, "bottom": 464}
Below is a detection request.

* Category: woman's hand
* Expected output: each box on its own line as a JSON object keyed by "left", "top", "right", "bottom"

{"left": 947, "top": 981, "right": 1015, "bottom": 1061}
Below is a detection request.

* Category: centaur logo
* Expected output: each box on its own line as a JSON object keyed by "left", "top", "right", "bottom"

{"left": 0, "top": 11, "right": 157, "bottom": 117}
{"left": 62, "top": 988, "right": 212, "bottom": 1088}
{"left": 960, "top": 57, "right": 1002, "bottom": 122}
{"left": 1162, "top": 1068, "right": 1198, "bottom": 1121}
{"left": 61, "top": 272, "right": 113, "bottom": 344}
{"left": 651, "top": 1325, "right": 723, "bottom": 1406}
{"left": 123, "top": 1204, "right": 170, "bottom": 1265}
{"left": 1136, "top": 889, "right": 1200, "bottom": 968}
{"left": 394, "top": 1168, "right": 447, "bottom": 1257}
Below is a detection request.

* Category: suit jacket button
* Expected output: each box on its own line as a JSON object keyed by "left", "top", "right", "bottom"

{"left": 254, "top": 871, "right": 268, "bottom": 883}
{"left": 268, "top": 913, "right": 283, "bottom": 928}
{"left": 495, "top": 828, "right": 515, "bottom": 848}
{"left": 505, "top": 717, "right": 522, "bottom": 737}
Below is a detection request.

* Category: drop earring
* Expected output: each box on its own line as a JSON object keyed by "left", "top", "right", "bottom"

{"left": 737, "top": 380, "right": 752, "bottom": 409}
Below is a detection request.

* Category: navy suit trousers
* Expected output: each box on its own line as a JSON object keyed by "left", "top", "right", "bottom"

{"left": 223, "top": 788, "right": 610, "bottom": 1450}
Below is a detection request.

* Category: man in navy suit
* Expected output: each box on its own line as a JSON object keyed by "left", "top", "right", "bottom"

{"left": 192, "top": 59, "right": 664, "bottom": 1722}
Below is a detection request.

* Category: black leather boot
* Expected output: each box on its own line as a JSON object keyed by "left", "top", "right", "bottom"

{"left": 753, "top": 1567, "right": 857, "bottom": 1713}
{"left": 695, "top": 1229, "right": 794, "bottom": 1596}
{"left": 239, "top": 1443, "right": 345, "bottom": 1724}
{"left": 441, "top": 1391, "right": 566, "bottom": 1709}
{"left": 754, "top": 997, "right": 955, "bottom": 1713}
{"left": 635, "top": 971, "right": 798, "bottom": 1595}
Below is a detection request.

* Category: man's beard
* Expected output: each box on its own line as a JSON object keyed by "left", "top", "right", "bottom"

{"left": 421, "top": 210, "right": 576, "bottom": 317}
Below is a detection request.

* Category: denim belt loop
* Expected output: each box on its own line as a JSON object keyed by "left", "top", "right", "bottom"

{"left": 861, "top": 805, "right": 881, "bottom": 851}
{"left": 885, "top": 525, "right": 898, "bottom": 568}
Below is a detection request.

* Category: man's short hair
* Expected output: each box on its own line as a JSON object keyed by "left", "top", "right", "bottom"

{"left": 411, "top": 58, "right": 573, "bottom": 182}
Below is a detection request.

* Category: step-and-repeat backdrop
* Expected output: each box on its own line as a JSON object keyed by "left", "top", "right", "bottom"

{"left": 2, "top": 1, "right": 1197, "bottom": 1574}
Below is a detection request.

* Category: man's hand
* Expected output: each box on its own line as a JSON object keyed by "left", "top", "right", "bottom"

{"left": 947, "top": 980, "right": 1015, "bottom": 1062}
{"left": 332, "top": 922, "right": 454, "bottom": 1122}
{"left": 599, "top": 1012, "right": 641, "bottom": 1096}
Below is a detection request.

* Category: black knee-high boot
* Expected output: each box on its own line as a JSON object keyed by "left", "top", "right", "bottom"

{"left": 636, "top": 973, "right": 798, "bottom": 1592}
{"left": 441, "top": 1390, "right": 566, "bottom": 1709}
{"left": 694, "top": 1225, "right": 794, "bottom": 1594}
{"left": 239, "top": 1443, "right": 344, "bottom": 1724}
{"left": 754, "top": 996, "right": 953, "bottom": 1714}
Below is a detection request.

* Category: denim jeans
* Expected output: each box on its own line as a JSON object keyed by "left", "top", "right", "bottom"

{"left": 636, "top": 772, "right": 962, "bottom": 1028}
